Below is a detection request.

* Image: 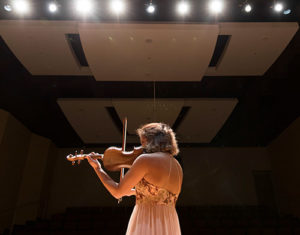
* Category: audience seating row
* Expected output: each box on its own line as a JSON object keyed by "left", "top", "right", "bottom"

{"left": 3, "top": 206, "right": 300, "bottom": 235}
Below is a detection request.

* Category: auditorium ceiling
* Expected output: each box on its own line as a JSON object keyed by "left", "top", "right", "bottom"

{"left": 0, "top": 0, "right": 299, "bottom": 148}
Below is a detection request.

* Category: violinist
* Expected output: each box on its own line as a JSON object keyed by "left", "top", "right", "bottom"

{"left": 86, "top": 122, "right": 183, "bottom": 235}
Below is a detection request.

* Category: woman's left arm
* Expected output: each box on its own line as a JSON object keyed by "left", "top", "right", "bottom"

{"left": 87, "top": 154, "right": 148, "bottom": 199}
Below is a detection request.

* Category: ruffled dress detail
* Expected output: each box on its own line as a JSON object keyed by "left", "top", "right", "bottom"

{"left": 126, "top": 178, "right": 181, "bottom": 235}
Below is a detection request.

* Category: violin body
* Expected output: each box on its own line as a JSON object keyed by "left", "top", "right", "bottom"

{"left": 102, "top": 146, "right": 144, "bottom": 171}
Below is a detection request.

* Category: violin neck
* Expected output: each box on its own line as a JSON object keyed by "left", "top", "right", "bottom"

{"left": 90, "top": 153, "right": 103, "bottom": 160}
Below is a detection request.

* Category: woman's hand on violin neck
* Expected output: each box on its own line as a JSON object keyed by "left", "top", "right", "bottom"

{"left": 86, "top": 153, "right": 101, "bottom": 170}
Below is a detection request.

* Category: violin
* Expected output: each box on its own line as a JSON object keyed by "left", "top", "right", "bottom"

{"left": 66, "top": 145, "right": 144, "bottom": 171}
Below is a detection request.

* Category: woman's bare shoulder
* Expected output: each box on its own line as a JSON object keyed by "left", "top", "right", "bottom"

{"left": 132, "top": 152, "right": 165, "bottom": 167}
{"left": 132, "top": 153, "right": 152, "bottom": 165}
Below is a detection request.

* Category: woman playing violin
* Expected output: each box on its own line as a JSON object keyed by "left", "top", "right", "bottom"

{"left": 86, "top": 122, "right": 183, "bottom": 235}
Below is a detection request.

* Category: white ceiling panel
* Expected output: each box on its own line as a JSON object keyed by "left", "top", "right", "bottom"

{"left": 205, "top": 22, "right": 299, "bottom": 76}
{"left": 177, "top": 99, "right": 238, "bottom": 143}
{"left": 57, "top": 99, "right": 122, "bottom": 144}
{"left": 58, "top": 98, "right": 238, "bottom": 144}
{"left": 0, "top": 20, "right": 91, "bottom": 76}
{"left": 78, "top": 23, "right": 219, "bottom": 81}
{"left": 0, "top": 21, "right": 297, "bottom": 78}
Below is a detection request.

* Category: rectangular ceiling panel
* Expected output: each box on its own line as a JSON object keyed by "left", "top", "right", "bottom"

{"left": 177, "top": 99, "right": 238, "bottom": 143}
{"left": 57, "top": 99, "right": 121, "bottom": 144}
{"left": 205, "top": 22, "right": 299, "bottom": 76}
{"left": 58, "top": 98, "right": 238, "bottom": 145}
{"left": 78, "top": 23, "right": 219, "bottom": 81}
{"left": 0, "top": 20, "right": 91, "bottom": 75}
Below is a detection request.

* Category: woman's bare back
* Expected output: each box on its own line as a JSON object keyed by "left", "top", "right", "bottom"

{"left": 143, "top": 152, "right": 183, "bottom": 195}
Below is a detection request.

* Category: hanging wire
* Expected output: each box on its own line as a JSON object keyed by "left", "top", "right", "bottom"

{"left": 153, "top": 80, "right": 156, "bottom": 122}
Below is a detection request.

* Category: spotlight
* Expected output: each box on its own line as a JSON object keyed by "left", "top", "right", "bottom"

{"left": 177, "top": 1, "right": 190, "bottom": 16}
{"left": 244, "top": 4, "right": 252, "bottom": 13}
{"left": 274, "top": 3, "right": 283, "bottom": 12}
{"left": 13, "top": 0, "right": 30, "bottom": 14}
{"left": 146, "top": 3, "right": 155, "bottom": 14}
{"left": 209, "top": 0, "right": 223, "bottom": 14}
{"left": 283, "top": 9, "right": 291, "bottom": 15}
{"left": 4, "top": 4, "right": 12, "bottom": 11}
{"left": 110, "top": 0, "right": 125, "bottom": 14}
{"left": 75, "top": 0, "right": 93, "bottom": 14}
{"left": 48, "top": 2, "right": 58, "bottom": 13}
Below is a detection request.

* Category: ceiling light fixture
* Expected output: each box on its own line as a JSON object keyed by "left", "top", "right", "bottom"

{"left": 75, "top": 0, "right": 93, "bottom": 14}
{"left": 283, "top": 9, "right": 291, "bottom": 15}
{"left": 110, "top": 0, "right": 125, "bottom": 15}
{"left": 274, "top": 3, "right": 283, "bottom": 12}
{"left": 244, "top": 4, "right": 252, "bottom": 13}
{"left": 49, "top": 2, "right": 58, "bottom": 13}
{"left": 177, "top": 1, "right": 190, "bottom": 16}
{"left": 13, "top": 0, "right": 30, "bottom": 14}
{"left": 209, "top": 0, "right": 224, "bottom": 14}
{"left": 146, "top": 3, "right": 155, "bottom": 14}
{"left": 4, "top": 4, "right": 12, "bottom": 11}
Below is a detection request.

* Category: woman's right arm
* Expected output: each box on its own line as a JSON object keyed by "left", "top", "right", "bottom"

{"left": 125, "top": 188, "right": 136, "bottom": 196}
{"left": 87, "top": 154, "right": 147, "bottom": 199}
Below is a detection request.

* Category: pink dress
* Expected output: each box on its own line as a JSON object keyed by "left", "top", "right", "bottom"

{"left": 126, "top": 177, "right": 181, "bottom": 235}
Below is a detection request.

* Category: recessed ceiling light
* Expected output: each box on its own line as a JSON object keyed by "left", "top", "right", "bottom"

{"left": 4, "top": 4, "right": 12, "bottom": 11}
{"left": 209, "top": 0, "right": 224, "bottom": 14}
{"left": 244, "top": 4, "right": 252, "bottom": 13}
{"left": 146, "top": 4, "right": 155, "bottom": 14}
{"left": 177, "top": 1, "right": 190, "bottom": 15}
{"left": 283, "top": 9, "right": 291, "bottom": 15}
{"left": 13, "top": 0, "right": 30, "bottom": 14}
{"left": 110, "top": 0, "right": 125, "bottom": 14}
{"left": 49, "top": 2, "right": 58, "bottom": 13}
{"left": 274, "top": 3, "right": 283, "bottom": 12}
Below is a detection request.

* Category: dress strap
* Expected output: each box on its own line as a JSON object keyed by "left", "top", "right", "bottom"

{"left": 174, "top": 158, "right": 182, "bottom": 194}
{"left": 167, "top": 155, "right": 172, "bottom": 180}
{"left": 164, "top": 154, "right": 181, "bottom": 194}
{"left": 162, "top": 155, "right": 173, "bottom": 190}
